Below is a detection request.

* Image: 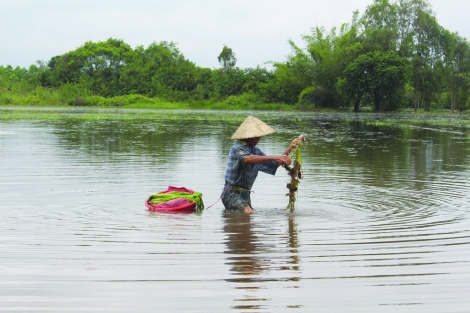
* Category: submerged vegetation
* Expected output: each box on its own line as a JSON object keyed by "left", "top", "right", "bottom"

{"left": 2, "top": 106, "right": 470, "bottom": 128}
{"left": 1, "top": 0, "right": 470, "bottom": 112}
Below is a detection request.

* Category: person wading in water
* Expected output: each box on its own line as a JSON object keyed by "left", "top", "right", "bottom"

{"left": 222, "top": 115, "right": 301, "bottom": 214}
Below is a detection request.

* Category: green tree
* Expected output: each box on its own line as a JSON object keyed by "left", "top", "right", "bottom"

{"left": 361, "top": 28, "right": 398, "bottom": 53}
{"left": 258, "top": 61, "right": 306, "bottom": 104}
{"left": 441, "top": 31, "right": 470, "bottom": 111}
{"left": 360, "top": 0, "right": 433, "bottom": 57}
{"left": 281, "top": 18, "right": 363, "bottom": 107}
{"left": 411, "top": 11, "right": 445, "bottom": 110}
{"left": 361, "top": 0, "right": 398, "bottom": 33}
{"left": 341, "top": 51, "right": 408, "bottom": 111}
{"left": 42, "top": 38, "right": 133, "bottom": 96}
{"left": 218, "top": 45, "right": 237, "bottom": 70}
{"left": 396, "top": 0, "right": 433, "bottom": 57}
{"left": 120, "top": 41, "right": 207, "bottom": 99}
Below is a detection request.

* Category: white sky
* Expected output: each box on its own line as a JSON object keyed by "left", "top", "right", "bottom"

{"left": 1, "top": 0, "right": 469, "bottom": 70}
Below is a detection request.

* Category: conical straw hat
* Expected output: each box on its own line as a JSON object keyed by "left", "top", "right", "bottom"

{"left": 231, "top": 115, "right": 276, "bottom": 140}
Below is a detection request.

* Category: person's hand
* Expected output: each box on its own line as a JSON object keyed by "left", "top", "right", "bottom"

{"left": 290, "top": 135, "right": 305, "bottom": 146}
{"left": 277, "top": 155, "right": 291, "bottom": 167}
{"left": 283, "top": 135, "right": 305, "bottom": 156}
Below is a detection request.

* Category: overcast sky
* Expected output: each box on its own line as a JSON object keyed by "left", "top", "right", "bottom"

{"left": 1, "top": 0, "right": 469, "bottom": 70}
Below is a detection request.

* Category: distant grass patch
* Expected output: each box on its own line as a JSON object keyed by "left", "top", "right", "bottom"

{"left": 0, "top": 106, "right": 255, "bottom": 122}
{"left": 63, "top": 94, "right": 295, "bottom": 111}
{"left": 360, "top": 110, "right": 470, "bottom": 128}
{"left": 2, "top": 105, "right": 470, "bottom": 129}
{"left": 365, "top": 120, "right": 399, "bottom": 127}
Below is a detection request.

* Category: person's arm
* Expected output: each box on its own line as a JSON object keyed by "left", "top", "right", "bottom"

{"left": 243, "top": 154, "right": 291, "bottom": 166}
{"left": 283, "top": 135, "right": 305, "bottom": 156}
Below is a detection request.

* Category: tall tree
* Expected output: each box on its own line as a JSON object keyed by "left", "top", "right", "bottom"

{"left": 412, "top": 10, "right": 444, "bottom": 110}
{"left": 284, "top": 18, "right": 363, "bottom": 107}
{"left": 341, "top": 51, "right": 408, "bottom": 111}
{"left": 121, "top": 41, "right": 205, "bottom": 98}
{"left": 361, "top": 0, "right": 434, "bottom": 57}
{"left": 442, "top": 31, "right": 470, "bottom": 111}
{"left": 43, "top": 38, "right": 133, "bottom": 96}
{"left": 395, "top": 0, "right": 433, "bottom": 56}
{"left": 218, "top": 45, "right": 237, "bottom": 70}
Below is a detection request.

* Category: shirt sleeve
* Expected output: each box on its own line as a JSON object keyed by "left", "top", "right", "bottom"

{"left": 253, "top": 147, "right": 278, "bottom": 176}
{"left": 258, "top": 161, "right": 278, "bottom": 175}
{"left": 234, "top": 144, "right": 251, "bottom": 161}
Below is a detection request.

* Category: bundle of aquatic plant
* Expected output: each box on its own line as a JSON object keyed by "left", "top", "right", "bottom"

{"left": 284, "top": 135, "right": 305, "bottom": 213}
{"left": 148, "top": 191, "right": 204, "bottom": 212}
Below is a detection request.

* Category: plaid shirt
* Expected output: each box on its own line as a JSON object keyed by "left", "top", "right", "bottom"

{"left": 224, "top": 141, "right": 278, "bottom": 190}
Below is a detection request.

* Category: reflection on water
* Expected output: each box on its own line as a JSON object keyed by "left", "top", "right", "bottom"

{"left": 1, "top": 109, "right": 470, "bottom": 312}
{"left": 223, "top": 213, "right": 301, "bottom": 310}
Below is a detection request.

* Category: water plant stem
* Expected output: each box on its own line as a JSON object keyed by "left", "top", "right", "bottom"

{"left": 284, "top": 135, "right": 305, "bottom": 213}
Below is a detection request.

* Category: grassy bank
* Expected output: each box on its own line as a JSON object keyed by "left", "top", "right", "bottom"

{"left": 0, "top": 106, "right": 300, "bottom": 122}
{"left": 0, "top": 86, "right": 297, "bottom": 111}
{"left": 3, "top": 86, "right": 467, "bottom": 117}
{"left": 2, "top": 88, "right": 469, "bottom": 122}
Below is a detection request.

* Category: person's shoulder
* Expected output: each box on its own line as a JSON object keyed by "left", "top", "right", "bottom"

{"left": 232, "top": 141, "right": 251, "bottom": 155}
{"left": 232, "top": 141, "right": 247, "bottom": 150}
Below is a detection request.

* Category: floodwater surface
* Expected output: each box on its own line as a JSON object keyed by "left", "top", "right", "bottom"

{"left": 1, "top": 109, "right": 470, "bottom": 312}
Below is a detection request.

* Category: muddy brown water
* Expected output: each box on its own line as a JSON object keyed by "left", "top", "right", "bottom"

{"left": 1, "top": 109, "right": 470, "bottom": 312}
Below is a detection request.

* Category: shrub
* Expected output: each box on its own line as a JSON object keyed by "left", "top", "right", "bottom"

{"left": 223, "top": 92, "right": 264, "bottom": 108}
{"left": 106, "top": 94, "right": 155, "bottom": 106}
{"left": 298, "top": 85, "right": 338, "bottom": 109}
{"left": 68, "top": 94, "right": 156, "bottom": 107}
{"left": 84, "top": 96, "right": 107, "bottom": 106}
{"left": 68, "top": 97, "right": 90, "bottom": 106}
{"left": 298, "top": 86, "right": 316, "bottom": 109}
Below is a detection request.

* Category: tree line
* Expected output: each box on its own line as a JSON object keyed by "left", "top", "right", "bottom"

{"left": 1, "top": 0, "right": 469, "bottom": 111}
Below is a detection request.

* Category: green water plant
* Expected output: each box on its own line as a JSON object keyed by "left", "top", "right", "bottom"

{"left": 284, "top": 135, "right": 305, "bottom": 213}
